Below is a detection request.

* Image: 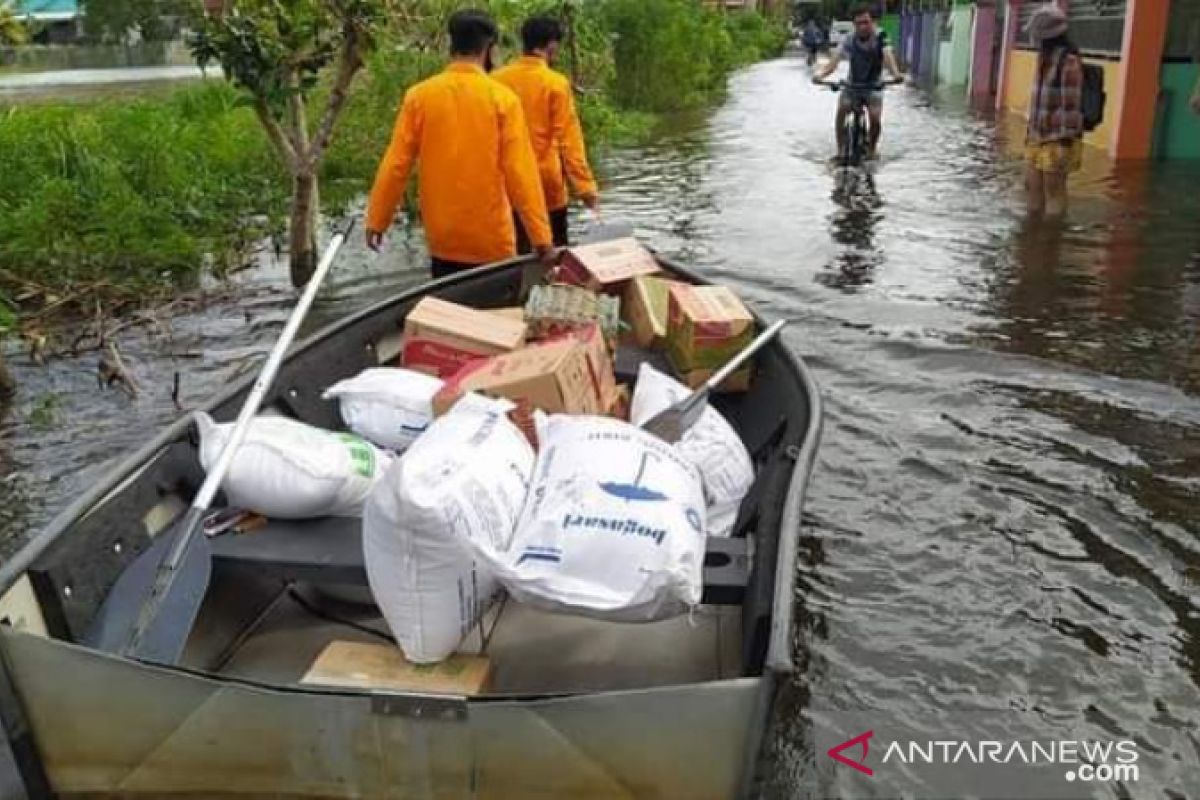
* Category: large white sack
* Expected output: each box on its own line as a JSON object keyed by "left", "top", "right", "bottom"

{"left": 363, "top": 396, "right": 535, "bottom": 663}
{"left": 630, "top": 363, "right": 754, "bottom": 537}
{"left": 476, "top": 413, "right": 706, "bottom": 622}
{"left": 322, "top": 367, "right": 443, "bottom": 452}
{"left": 196, "top": 412, "right": 393, "bottom": 519}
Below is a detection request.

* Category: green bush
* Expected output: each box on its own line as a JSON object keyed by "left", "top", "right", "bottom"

{"left": 0, "top": 0, "right": 784, "bottom": 320}
{"left": 598, "top": 0, "right": 786, "bottom": 112}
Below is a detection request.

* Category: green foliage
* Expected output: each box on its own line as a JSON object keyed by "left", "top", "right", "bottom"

{"left": 1, "top": 0, "right": 783, "bottom": 320}
{"left": 190, "top": 0, "right": 384, "bottom": 116}
{"left": 0, "top": 6, "right": 28, "bottom": 46}
{"left": 598, "top": 0, "right": 786, "bottom": 112}
{"left": 80, "top": 0, "right": 192, "bottom": 44}
{"left": 0, "top": 83, "right": 287, "bottom": 301}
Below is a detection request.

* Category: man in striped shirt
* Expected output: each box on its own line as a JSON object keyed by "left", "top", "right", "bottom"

{"left": 1024, "top": 4, "right": 1084, "bottom": 219}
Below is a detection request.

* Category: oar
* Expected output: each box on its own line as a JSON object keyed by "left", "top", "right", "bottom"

{"left": 640, "top": 319, "right": 788, "bottom": 444}
{"left": 99, "top": 221, "right": 355, "bottom": 664}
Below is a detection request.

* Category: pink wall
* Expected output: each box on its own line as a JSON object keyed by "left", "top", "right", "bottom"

{"left": 994, "top": 0, "right": 1021, "bottom": 112}
{"left": 969, "top": 4, "right": 998, "bottom": 98}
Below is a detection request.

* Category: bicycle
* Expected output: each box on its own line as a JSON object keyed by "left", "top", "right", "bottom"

{"left": 815, "top": 77, "right": 903, "bottom": 167}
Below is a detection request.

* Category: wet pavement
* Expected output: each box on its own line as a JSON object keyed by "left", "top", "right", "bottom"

{"left": 2, "top": 55, "right": 1199, "bottom": 797}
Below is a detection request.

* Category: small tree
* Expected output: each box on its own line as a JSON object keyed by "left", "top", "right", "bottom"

{"left": 191, "top": 0, "right": 384, "bottom": 286}
{"left": 0, "top": 5, "right": 28, "bottom": 46}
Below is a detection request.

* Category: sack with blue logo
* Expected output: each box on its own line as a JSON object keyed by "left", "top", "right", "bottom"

{"left": 630, "top": 364, "right": 754, "bottom": 537}
{"left": 476, "top": 413, "right": 707, "bottom": 622}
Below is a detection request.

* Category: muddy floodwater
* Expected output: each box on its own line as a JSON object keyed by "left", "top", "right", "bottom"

{"left": 2, "top": 56, "right": 1199, "bottom": 797}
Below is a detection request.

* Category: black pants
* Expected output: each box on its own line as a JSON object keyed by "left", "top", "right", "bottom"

{"left": 430, "top": 257, "right": 482, "bottom": 279}
{"left": 514, "top": 207, "right": 570, "bottom": 254}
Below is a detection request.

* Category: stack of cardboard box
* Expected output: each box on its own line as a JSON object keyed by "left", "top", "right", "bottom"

{"left": 395, "top": 237, "right": 758, "bottom": 445}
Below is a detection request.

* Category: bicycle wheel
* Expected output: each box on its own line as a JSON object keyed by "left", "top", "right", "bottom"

{"left": 847, "top": 112, "right": 863, "bottom": 167}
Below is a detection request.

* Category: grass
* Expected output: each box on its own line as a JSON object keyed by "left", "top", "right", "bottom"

{"left": 0, "top": 1, "right": 787, "bottom": 329}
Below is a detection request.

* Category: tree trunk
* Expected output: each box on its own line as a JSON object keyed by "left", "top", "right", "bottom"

{"left": 0, "top": 350, "right": 14, "bottom": 412}
{"left": 288, "top": 172, "right": 319, "bottom": 288}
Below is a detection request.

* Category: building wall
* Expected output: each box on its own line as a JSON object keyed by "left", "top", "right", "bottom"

{"left": 879, "top": 13, "right": 900, "bottom": 48}
{"left": 1001, "top": 49, "right": 1123, "bottom": 151}
{"left": 1156, "top": 63, "right": 1200, "bottom": 159}
{"left": 937, "top": 5, "right": 973, "bottom": 86}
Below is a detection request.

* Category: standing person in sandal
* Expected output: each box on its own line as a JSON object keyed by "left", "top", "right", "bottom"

{"left": 1024, "top": 4, "right": 1084, "bottom": 220}
{"left": 492, "top": 14, "right": 599, "bottom": 252}
{"left": 365, "top": 9, "right": 553, "bottom": 278}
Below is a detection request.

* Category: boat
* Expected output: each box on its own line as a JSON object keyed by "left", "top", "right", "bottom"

{"left": 0, "top": 252, "right": 822, "bottom": 799}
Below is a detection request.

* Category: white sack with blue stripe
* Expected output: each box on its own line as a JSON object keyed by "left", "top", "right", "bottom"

{"left": 478, "top": 413, "right": 706, "bottom": 622}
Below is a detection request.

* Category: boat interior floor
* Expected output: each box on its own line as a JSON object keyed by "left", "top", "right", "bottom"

{"left": 189, "top": 580, "right": 744, "bottom": 696}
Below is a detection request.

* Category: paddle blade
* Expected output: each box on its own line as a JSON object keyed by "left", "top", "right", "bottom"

{"left": 641, "top": 393, "right": 710, "bottom": 445}
{"left": 86, "top": 524, "right": 212, "bottom": 663}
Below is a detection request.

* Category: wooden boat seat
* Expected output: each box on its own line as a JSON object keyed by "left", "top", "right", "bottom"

{"left": 208, "top": 515, "right": 752, "bottom": 605}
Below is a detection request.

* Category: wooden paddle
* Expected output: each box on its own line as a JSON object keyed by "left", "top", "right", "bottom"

{"left": 640, "top": 319, "right": 788, "bottom": 444}
{"left": 95, "top": 221, "right": 355, "bottom": 664}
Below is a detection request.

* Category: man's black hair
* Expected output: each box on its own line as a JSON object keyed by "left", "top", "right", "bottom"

{"left": 521, "top": 15, "right": 563, "bottom": 54}
{"left": 852, "top": 4, "right": 874, "bottom": 20}
{"left": 449, "top": 8, "right": 498, "bottom": 56}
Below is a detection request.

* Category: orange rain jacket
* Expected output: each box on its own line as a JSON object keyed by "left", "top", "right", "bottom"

{"left": 492, "top": 55, "right": 598, "bottom": 212}
{"left": 366, "top": 63, "right": 551, "bottom": 265}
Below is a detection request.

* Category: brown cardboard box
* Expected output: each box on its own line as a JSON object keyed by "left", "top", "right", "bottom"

{"left": 605, "top": 383, "right": 632, "bottom": 421}
{"left": 678, "top": 366, "right": 753, "bottom": 394}
{"left": 557, "top": 238, "right": 660, "bottom": 294}
{"left": 622, "top": 275, "right": 675, "bottom": 348}
{"left": 665, "top": 284, "right": 755, "bottom": 375}
{"left": 401, "top": 297, "right": 525, "bottom": 378}
{"left": 433, "top": 337, "right": 607, "bottom": 441}
{"left": 486, "top": 306, "right": 526, "bottom": 323}
{"left": 567, "top": 323, "right": 618, "bottom": 409}
{"left": 302, "top": 641, "right": 491, "bottom": 695}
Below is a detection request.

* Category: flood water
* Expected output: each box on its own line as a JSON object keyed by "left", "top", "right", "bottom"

{"left": 2, "top": 56, "right": 1199, "bottom": 797}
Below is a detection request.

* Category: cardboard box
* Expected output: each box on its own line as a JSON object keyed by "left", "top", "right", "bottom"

{"left": 678, "top": 365, "right": 752, "bottom": 394}
{"left": 557, "top": 238, "right": 660, "bottom": 293}
{"left": 665, "top": 284, "right": 755, "bottom": 373}
{"left": 605, "top": 383, "right": 632, "bottom": 420}
{"left": 567, "top": 323, "right": 618, "bottom": 410}
{"left": 434, "top": 337, "right": 607, "bottom": 441}
{"left": 401, "top": 297, "right": 525, "bottom": 378}
{"left": 622, "top": 275, "right": 674, "bottom": 348}
{"left": 302, "top": 641, "right": 491, "bottom": 695}
{"left": 486, "top": 306, "right": 526, "bottom": 323}
{"left": 525, "top": 284, "right": 621, "bottom": 346}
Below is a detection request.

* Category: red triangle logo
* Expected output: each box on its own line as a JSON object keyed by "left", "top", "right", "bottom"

{"left": 827, "top": 730, "right": 874, "bottom": 776}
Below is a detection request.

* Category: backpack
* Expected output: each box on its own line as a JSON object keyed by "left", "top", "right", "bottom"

{"left": 1079, "top": 62, "right": 1106, "bottom": 131}
{"left": 1055, "top": 47, "right": 1106, "bottom": 132}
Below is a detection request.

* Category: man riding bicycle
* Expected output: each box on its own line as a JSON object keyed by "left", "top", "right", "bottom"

{"left": 813, "top": 4, "right": 903, "bottom": 160}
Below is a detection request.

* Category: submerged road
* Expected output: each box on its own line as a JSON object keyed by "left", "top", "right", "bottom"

{"left": 2, "top": 55, "right": 1199, "bottom": 797}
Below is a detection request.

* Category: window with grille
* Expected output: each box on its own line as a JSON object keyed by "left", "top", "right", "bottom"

{"left": 1163, "top": 0, "right": 1200, "bottom": 62}
{"left": 1014, "top": 0, "right": 1126, "bottom": 57}
{"left": 1015, "top": 3, "right": 1039, "bottom": 50}
{"left": 1068, "top": 0, "right": 1126, "bottom": 57}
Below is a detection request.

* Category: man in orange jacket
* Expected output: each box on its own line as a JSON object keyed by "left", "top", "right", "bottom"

{"left": 493, "top": 15, "right": 599, "bottom": 252}
{"left": 365, "top": 9, "right": 553, "bottom": 278}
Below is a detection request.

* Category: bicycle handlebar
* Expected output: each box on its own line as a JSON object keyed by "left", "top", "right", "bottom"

{"left": 813, "top": 77, "right": 905, "bottom": 91}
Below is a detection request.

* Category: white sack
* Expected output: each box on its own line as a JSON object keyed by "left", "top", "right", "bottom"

{"left": 196, "top": 412, "right": 392, "bottom": 519}
{"left": 630, "top": 363, "right": 754, "bottom": 536}
{"left": 363, "top": 396, "right": 534, "bottom": 663}
{"left": 322, "top": 367, "right": 443, "bottom": 452}
{"left": 476, "top": 413, "right": 706, "bottom": 622}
